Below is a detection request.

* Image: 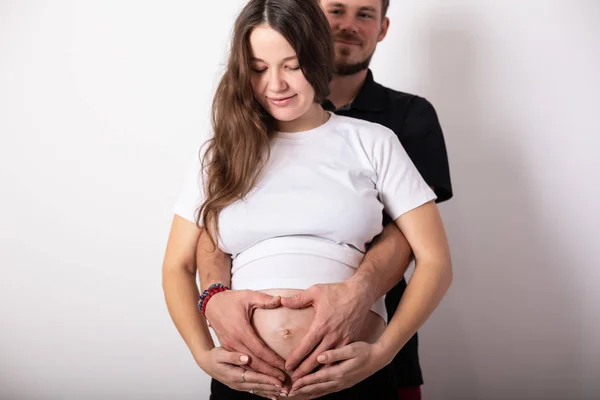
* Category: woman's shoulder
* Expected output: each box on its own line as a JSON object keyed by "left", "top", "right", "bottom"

{"left": 330, "top": 114, "right": 394, "bottom": 138}
{"left": 328, "top": 113, "right": 396, "bottom": 146}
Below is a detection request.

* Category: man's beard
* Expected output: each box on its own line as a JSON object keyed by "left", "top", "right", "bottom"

{"left": 334, "top": 47, "right": 376, "bottom": 76}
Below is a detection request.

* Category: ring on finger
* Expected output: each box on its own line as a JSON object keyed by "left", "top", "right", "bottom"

{"left": 249, "top": 389, "right": 254, "bottom": 394}
{"left": 240, "top": 370, "right": 246, "bottom": 383}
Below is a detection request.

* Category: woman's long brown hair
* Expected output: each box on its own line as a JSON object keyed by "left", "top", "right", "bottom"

{"left": 197, "top": 0, "right": 335, "bottom": 247}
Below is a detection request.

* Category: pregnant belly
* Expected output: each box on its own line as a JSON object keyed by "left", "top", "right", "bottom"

{"left": 251, "top": 289, "right": 386, "bottom": 364}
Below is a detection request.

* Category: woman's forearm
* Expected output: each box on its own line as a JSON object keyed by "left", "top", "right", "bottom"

{"left": 374, "top": 258, "right": 453, "bottom": 365}
{"left": 162, "top": 267, "right": 214, "bottom": 365}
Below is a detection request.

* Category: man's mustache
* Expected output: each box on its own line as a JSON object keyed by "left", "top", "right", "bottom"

{"left": 333, "top": 32, "right": 362, "bottom": 45}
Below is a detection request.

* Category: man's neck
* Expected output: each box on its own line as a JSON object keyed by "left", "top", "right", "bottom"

{"left": 327, "top": 69, "right": 369, "bottom": 110}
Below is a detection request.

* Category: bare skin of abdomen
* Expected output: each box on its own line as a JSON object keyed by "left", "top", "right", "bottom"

{"left": 251, "top": 289, "right": 386, "bottom": 398}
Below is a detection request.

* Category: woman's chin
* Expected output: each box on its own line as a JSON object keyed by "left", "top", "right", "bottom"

{"left": 269, "top": 109, "right": 302, "bottom": 123}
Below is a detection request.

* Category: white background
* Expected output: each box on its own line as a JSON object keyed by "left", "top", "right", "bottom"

{"left": 1, "top": 1, "right": 599, "bottom": 399}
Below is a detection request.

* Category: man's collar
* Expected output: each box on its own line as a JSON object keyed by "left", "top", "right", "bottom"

{"left": 322, "top": 69, "right": 389, "bottom": 112}
{"left": 350, "top": 69, "right": 389, "bottom": 112}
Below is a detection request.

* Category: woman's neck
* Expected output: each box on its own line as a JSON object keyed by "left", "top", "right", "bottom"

{"left": 277, "top": 104, "right": 329, "bottom": 133}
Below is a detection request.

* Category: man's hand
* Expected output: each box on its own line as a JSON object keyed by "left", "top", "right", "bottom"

{"left": 280, "top": 281, "right": 374, "bottom": 381}
{"left": 204, "top": 289, "right": 287, "bottom": 382}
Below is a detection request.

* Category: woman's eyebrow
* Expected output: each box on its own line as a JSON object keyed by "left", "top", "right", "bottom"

{"left": 251, "top": 55, "right": 298, "bottom": 62}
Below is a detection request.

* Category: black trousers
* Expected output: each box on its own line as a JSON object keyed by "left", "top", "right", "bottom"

{"left": 210, "top": 364, "right": 397, "bottom": 399}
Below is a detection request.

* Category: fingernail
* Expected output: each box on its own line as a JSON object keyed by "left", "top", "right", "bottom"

{"left": 274, "top": 384, "right": 282, "bottom": 388}
{"left": 240, "top": 355, "right": 249, "bottom": 362}
{"left": 280, "top": 391, "right": 288, "bottom": 397}
{"left": 317, "top": 355, "right": 326, "bottom": 362}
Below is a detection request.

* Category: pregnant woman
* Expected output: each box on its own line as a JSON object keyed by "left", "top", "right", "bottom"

{"left": 162, "top": 0, "right": 452, "bottom": 399}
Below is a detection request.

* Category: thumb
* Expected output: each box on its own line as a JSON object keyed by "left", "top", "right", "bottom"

{"left": 215, "top": 348, "right": 250, "bottom": 366}
{"left": 280, "top": 291, "right": 312, "bottom": 309}
{"left": 251, "top": 292, "right": 282, "bottom": 309}
{"left": 316, "top": 345, "right": 355, "bottom": 365}
{"left": 236, "top": 354, "right": 250, "bottom": 365}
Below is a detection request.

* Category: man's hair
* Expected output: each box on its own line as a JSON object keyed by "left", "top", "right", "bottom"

{"left": 381, "top": 0, "right": 389, "bottom": 18}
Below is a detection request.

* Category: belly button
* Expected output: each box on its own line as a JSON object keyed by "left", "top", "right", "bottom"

{"left": 279, "top": 328, "right": 292, "bottom": 337}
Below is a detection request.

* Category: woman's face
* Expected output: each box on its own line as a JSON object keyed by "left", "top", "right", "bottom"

{"left": 249, "top": 24, "right": 317, "bottom": 128}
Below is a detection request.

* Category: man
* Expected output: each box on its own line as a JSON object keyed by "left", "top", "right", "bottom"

{"left": 200, "top": 0, "right": 452, "bottom": 398}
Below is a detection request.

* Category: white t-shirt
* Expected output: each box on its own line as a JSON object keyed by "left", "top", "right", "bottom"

{"left": 174, "top": 113, "right": 436, "bottom": 321}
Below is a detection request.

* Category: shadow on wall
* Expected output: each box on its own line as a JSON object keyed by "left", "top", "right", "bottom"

{"left": 409, "top": 13, "right": 585, "bottom": 400}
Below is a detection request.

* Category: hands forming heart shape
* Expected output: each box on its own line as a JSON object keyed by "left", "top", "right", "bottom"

{"left": 201, "top": 283, "right": 385, "bottom": 399}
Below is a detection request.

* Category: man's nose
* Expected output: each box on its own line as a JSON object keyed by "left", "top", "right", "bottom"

{"left": 338, "top": 15, "right": 359, "bottom": 35}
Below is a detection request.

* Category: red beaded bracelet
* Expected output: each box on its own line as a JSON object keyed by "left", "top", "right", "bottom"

{"left": 198, "top": 283, "right": 230, "bottom": 316}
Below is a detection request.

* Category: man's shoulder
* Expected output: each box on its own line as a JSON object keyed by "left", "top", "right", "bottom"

{"left": 377, "top": 83, "right": 435, "bottom": 116}
{"left": 371, "top": 82, "right": 440, "bottom": 139}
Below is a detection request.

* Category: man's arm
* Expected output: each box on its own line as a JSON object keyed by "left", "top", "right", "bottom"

{"left": 196, "top": 229, "right": 231, "bottom": 292}
{"left": 282, "top": 221, "right": 413, "bottom": 377}
{"left": 197, "top": 228, "right": 287, "bottom": 381}
{"left": 347, "top": 222, "right": 413, "bottom": 302}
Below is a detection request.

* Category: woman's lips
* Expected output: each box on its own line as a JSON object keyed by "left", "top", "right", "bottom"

{"left": 267, "top": 94, "right": 296, "bottom": 107}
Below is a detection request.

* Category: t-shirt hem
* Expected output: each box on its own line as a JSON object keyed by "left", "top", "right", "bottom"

{"left": 387, "top": 191, "right": 438, "bottom": 222}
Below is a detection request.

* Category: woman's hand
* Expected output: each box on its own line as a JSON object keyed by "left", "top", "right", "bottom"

{"left": 287, "top": 341, "right": 386, "bottom": 398}
{"left": 197, "top": 347, "right": 286, "bottom": 399}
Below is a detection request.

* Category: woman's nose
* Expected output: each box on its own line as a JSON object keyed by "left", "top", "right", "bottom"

{"left": 268, "top": 70, "right": 287, "bottom": 93}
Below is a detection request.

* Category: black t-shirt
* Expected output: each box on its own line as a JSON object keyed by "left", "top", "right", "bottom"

{"left": 323, "top": 70, "right": 453, "bottom": 388}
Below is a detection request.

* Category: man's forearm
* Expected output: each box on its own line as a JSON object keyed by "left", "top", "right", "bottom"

{"left": 197, "top": 229, "right": 232, "bottom": 291}
{"left": 346, "top": 222, "right": 412, "bottom": 304}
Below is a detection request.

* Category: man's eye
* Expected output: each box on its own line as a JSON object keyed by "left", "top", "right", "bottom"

{"left": 359, "top": 13, "right": 373, "bottom": 19}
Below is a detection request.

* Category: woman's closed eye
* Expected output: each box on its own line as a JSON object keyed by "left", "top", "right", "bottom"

{"left": 252, "top": 66, "right": 300, "bottom": 73}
